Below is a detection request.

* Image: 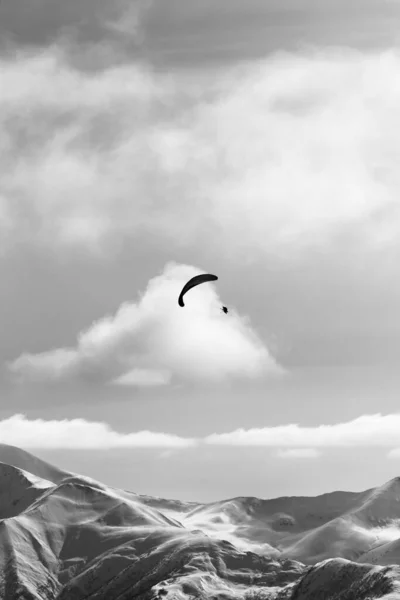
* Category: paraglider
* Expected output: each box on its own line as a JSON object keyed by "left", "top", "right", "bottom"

{"left": 178, "top": 273, "right": 218, "bottom": 307}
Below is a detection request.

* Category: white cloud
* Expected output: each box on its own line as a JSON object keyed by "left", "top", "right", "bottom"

{"left": 7, "top": 262, "right": 280, "bottom": 385}
{"left": 276, "top": 448, "right": 320, "bottom": 459}
{"left": 3, "top": 412, "right": 400, "bottom": 452}
{"left": 1, "top": 48, "right": 400, "bottom": 263}
{"left": 0, "top": 413, "right": 195, "bottom": 449}
{"left": 204, "top": 413, "right": 400, "bottom": 448}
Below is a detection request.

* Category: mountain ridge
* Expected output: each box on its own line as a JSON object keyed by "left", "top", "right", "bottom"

{"left": 1, "top": 444, "right": 400, "bottom": 599}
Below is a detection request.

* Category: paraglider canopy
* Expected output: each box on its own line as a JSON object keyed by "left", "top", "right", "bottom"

{"left": 178, "top": 273, "right": 218, "bottom": 307}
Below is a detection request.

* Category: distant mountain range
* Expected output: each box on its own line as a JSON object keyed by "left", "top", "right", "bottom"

{"left": 1, "top": 443, "right": 400, "bottom": 599}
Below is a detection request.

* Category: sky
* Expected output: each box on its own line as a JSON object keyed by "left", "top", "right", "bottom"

{"left": 1, "top": 0, "right": 400, "bottom": 502}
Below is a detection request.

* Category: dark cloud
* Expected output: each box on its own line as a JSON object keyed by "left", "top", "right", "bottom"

{"left": 2, "top": 0, "right": 400, "bottom": 70}
{"left": 0, "top": 0, "right": 149, "bottom": 69}
{"left": 144, "top": 0, "right": 400, "bottom": 68}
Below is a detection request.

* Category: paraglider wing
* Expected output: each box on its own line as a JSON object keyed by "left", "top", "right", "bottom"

{"left": 178, "top": 274, "right": 218, "bottom": 307}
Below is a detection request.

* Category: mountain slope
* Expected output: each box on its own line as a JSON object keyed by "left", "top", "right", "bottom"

{"left": 147, "top": 485, "right": 400, "bottom": 565}
{"left": 0, "top": 462, "right": 54, "bottom": 519}
{"left": 0, "top": 444, "right": 69, "bottom": 484}
{"left": 1, "top": 445, "right": 400, "bottom": 599}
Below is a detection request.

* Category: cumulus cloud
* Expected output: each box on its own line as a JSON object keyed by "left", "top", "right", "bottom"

{"left": 0, "top": 413, "right": 195, "bottom": 449}
{"left": 1, "top": 48, "right": 400, "bottom": 263}
{"left": 204, "top": 413, "right": 400, "bottom": 448}
{"left": 7, "top": 262, "right": 280, "bottom": 385}
{"left": 276, "top": 448, "right": 320, "bottom": 459}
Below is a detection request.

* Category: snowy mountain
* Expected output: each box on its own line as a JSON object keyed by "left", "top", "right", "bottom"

{"left": 1, "top": 444, "right": 400, "bottom": 599}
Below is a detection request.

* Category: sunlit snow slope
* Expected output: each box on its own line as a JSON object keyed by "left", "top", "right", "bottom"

{"left": 1, "top": 444, "right": 400, "bottom": 599}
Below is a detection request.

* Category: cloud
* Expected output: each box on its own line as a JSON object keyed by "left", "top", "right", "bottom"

{"left": 204, "top": 414, "right": 400, "bottom": 448}
{"left": 7, "top": 262, "right": 280, "bottom": 385}
{"left": 0, "top": 413, "right": 195, "bottom": 449}
{"left": 140, "top": 0, "right": 400, "bottom": 69}
{"left": 0, "top": 0, "right": 151, "bottom": 59}
{"left": 276, "top": 448, "right": 320, "bottom": 459}
{"left": 387, "top": 448, "right": 400, "bottom": 459}
{"left": 1, "top": 48, "right": 400, "bottom": 265}
{"left": 113, "top": 368, "right": 171, "bottom": 387}
{"left": 4, "top": 411, "right": 400, "bottom": 452}
{"left": 159, "top": 449, "right": 178, "bottom": 460}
